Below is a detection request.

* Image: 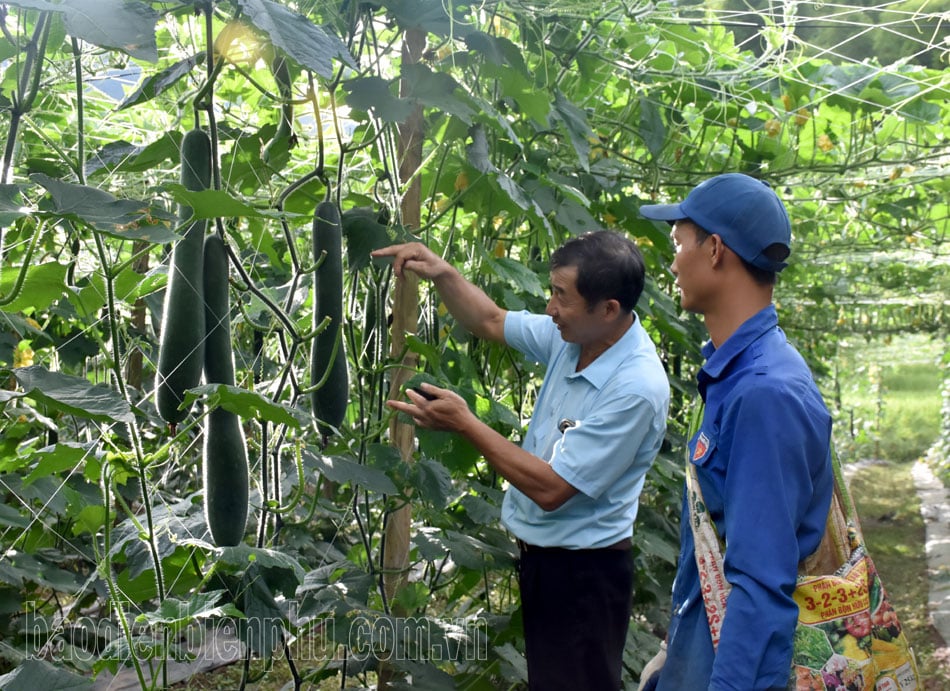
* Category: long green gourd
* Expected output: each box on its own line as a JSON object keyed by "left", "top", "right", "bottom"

{"left": 309, "top": 199, "right": 348, "bottom": 438}
{"left": 201, "top": 232, "right": 248, "bottom": 547}
{"left": 156, "top": 129, "right": 212, "bottom": 425}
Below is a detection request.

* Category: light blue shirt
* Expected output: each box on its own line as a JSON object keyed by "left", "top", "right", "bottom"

{"left": 501, "top": 310, "right": 669, "bottom": 549}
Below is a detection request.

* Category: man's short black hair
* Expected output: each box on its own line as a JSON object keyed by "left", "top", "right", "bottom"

{"left": 550, "top": 231, "right": 646, "bottom": 312}
{"left": 689, "top": 223, "right": 779, "bottom": 286}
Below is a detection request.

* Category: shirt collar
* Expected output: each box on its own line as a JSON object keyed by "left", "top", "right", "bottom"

{"left": 699, "top": 304, "right": 778, "bottom": 381}
{"left": 569, "top": 313, "right": 642, "bottom": 389}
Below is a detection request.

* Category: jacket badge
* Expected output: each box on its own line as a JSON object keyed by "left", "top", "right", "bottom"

{"left": 693, "top": 432, "right": 709, "bottom": 461}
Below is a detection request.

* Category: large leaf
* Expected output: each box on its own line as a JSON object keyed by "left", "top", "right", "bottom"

{"left": 9, "top": 366, "right": 134, "bottom": 424}
{"left": 168, "top": 187, "right": 299, "bottom": 221}
{"left": 304, "top": 449, "right": 398, "bottom": 495}
{"left": 465, "top": 125, "right": 549, "bottom": 230}
{"left": 135, "top": 590, "right": 243, "bottom": 635}
{"left": 342, "top": 206, "right": 404, "bottom": 271}
{"left": 371, "top": 0, "right": 463, "bottom": 36}
{"left": 23, "top": 442, "right": 99, "bottom": 485}
{"left": 402, "top": 63, "right": 476, "bottom": 124}
{"left": 485, "top": 256, "right": 545, "bottom": 298}
{"left": 0, "top": 658, "right": 93, "bottom": 691}
{"left": 551, "top": 90, "right": 593, "bottom": 172}
{"left": 185, "top": 384, "right": 309, "bottom": 427}
{"left": 5, "top": 0, "right": 158, "bottom": 62}
{"left": 0, "top": 184, "right": 29, "bottom": 225}
{"left": 464, "top": 30, "right": 528, "bottom": 75}
{"left": 639, "top": 94, "right": 667, "bottom": 158}
{"left": 31, "top": 174, "right": 178, "bottom": 243}
{"left": 235, "top": 0, "right": 354, "bottom": 77}
{"left": 217, "top": 545, "right": 306, "bottom": 583}
{"left": 343, "top": 76, "right": 414, "bottom": 123}
{"left": 119, "top": 52, "right": 206, "bottom": 110}
{"left": 0, "top": 262, "right": 68, "bottom": 312}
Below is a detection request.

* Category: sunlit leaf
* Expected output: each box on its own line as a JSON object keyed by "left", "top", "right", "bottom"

{"left": 235, "top": 0, "right": 354, "bottom": 77}
{"left": 0, "top": 184, "right": 29, "bottom": 225}
{"left": 24, "top": 442, "right": 99, "bottom": 486}
{"left": 0, "top": 262, "right": 68, "bottom": 313}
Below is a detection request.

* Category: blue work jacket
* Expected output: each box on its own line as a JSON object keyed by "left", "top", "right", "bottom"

{"left": 658, "top": 305, "right": 833, "bottom": 691}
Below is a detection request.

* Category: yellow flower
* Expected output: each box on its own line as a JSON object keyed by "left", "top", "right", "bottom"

{"left": 764, "top": 119, "right": 781, "bottom": 137}
{"left": 454, "top": 171, "right": 469, "bottom": 193}
{"left": 817, "top": 134, "right": 834, "bottom": 152}
{"left": 13, "top": 344, "right": 34, "bottom": 368}
{"left": 493, "top": 239, "right": 506, "bottom": 258}
{"left": 794, "top": 108, "right": 810, "bottom": 127}
{"left": 781, "top": 94, "right": 793, "bottom": 111}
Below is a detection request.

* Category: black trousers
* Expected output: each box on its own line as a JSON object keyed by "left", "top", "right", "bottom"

{"left": 518, "top": 544, "right": 633, "bottom": 691}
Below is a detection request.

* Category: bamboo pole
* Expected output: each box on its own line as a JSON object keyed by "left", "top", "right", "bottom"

{"left": 378, "top": 27, "right": 425, "bottom": 689}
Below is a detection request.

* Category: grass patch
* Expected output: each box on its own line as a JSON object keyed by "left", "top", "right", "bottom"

{"left": 849, "top": 460, "right": 950, "bottom": 689}
{"left": 832, "top": 335, "right": 943, "bottom": 463}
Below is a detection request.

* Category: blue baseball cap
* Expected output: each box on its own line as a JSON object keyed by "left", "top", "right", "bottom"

{"left": 640, "top": 173, "right": 792, "bottom": 272}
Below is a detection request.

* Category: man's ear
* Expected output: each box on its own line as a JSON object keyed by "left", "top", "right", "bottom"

{"left": 709, "top": 234, "right": 728, "bottom": 267}
{"left": 603, "top": 298, "right": 623, "bottom": 320}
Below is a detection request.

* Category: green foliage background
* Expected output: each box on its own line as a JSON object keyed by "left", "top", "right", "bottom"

{"left": 0, "top": 0, "right": 946, "bottom": 688}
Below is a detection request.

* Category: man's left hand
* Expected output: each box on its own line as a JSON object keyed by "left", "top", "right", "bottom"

{"left": 387, "top": 383, "right": 472, "bottom": 432}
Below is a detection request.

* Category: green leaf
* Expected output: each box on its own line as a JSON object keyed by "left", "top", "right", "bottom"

{"left": 86, "top": 132, "right": 182, "bottom": 177}
{"left": 341, "top": 206, "right": 396, "bottom": 272}
{"left": 185, "top": 384, "right": 308, "bottom": 427}
{"left": 31, "top": 174, "right": 178, "bottom": 243}
{"left": 552, "top": 90, "right": 593, "bottom": 171}
{"left": 639, "top": 95, "right": 666, "bottom": 158}
{"left": 217, "top": 545, "right": 306, "bottom": 582}
{"left": 408, "top": 458, "right": 453, "bottom": 506}
{"left": 235, "top": 0, "right": 354, "bottom": 77}
{"left": 10, "top": 366, "right": 134, "bottom": 424}
{"left": 343, "top": 76, "right": 414, "bottom": 123}
{"left": 167, "top": 187, "right": 296, "bottom": 221}
{"left": 0, "top": 658, "right": 93, "bottom": 691}
{"left": 402, "top": 63, "right": 476, "bottom": 124}
{"left": 0, "top": 184, "right": 28, "bottom": 225}
{"left": 24, "top": 442, "right": 99, "bottom": 486}
{"left": 135, "top": 590, "right": 243, "bottom": 634}
{"left": 119, "top": 52, "right": 205, "bottom": 110}
{"left": 465, "top": 126, "right": 549, "bottom": 230}
{"left": 481, "top": 62, "right": 549, "bottom": 124}
{"left": 375, "top": 0, "right": 461, "bottom": 36}
{"left": 464, "top": 31, "right": 528, "bottom": 75}
{"left": 0, "top": 262, "right": 68, "bottom": 312}
{"left": 485, "top": 256, "right": 545, "bottom": 298}
{"left": 5, "top": 0, "right": 158, "bottom": 62}
{"left": 303, "top": 450, "right": 399, "bottom": 495}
